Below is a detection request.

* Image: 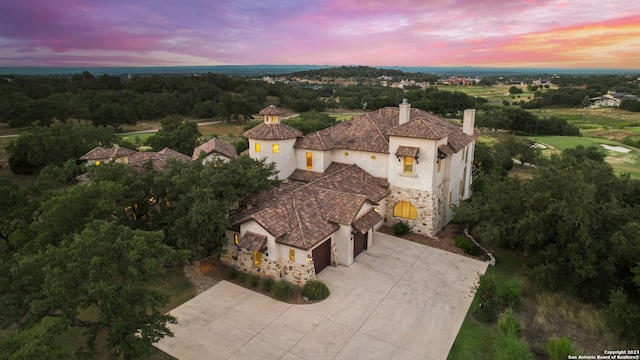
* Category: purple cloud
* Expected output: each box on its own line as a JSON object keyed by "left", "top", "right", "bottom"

{"left": 0, "top": 0, "right": 638, "bottom": 68}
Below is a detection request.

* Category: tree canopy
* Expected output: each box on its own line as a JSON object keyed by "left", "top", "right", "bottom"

{"left": 1, "top": 150, "right": 280, "bottom": 357}
{"left": 7, "top": 124, "right": 118, "bottom": 175}
{"left": 455, "top": 146, "right": 640, "bottom": 305}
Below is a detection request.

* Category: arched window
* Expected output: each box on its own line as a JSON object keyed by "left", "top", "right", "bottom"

{"left": 393, "top": 201, "right": 417, "bottom": 220}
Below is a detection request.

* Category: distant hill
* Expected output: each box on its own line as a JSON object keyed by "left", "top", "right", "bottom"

{"left": 289, "top": 65, "right": 406, "bottom": 79}
{"left": 1, "top": 64, "right": 637, "bottom": 78}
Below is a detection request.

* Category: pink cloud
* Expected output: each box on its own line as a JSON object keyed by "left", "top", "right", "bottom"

{"left": 0, "top": 0, "right": 639, "bottom": 68}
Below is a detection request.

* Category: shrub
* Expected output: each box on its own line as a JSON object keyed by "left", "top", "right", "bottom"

{"left": 493, "top": 331, "right": 533, "bottom": 360}
{"left": 226, "top": 267, "right": 239, "bottom": 280}
{"left": 262, "top": 278, "right": 275, "bottom": 292}
{"left": 473, "top": 274, "right": 499, "bottom": 323}
{"left": 499, "top": 280, "right": 523, "bottom": 308}
{"left": 393, "top": 221, "right": 412, "bottom": 236}
{"left": 272, "top": 281, "right": 295, "bottom": 301}
{"left": 606, "top": 288, "right": 640, "bottom": 343}
{"left": 236, "top": 271, "right": 248, "bottom": 284}
{"left": 498, "top": 310, "right": 521, "bottom": 337}
{"left": 249, "top": 275, "right": 260, "bottom": 289}
{"left": 455, "top": 235, "right": 477, "bottom": 255}
{"left": 547, "top": 336, "right": 574, "bottom": 360}
{"left": 302, "top": 280, "right": 330, "bottom": 301}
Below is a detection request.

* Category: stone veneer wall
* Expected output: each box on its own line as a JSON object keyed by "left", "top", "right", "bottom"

{"left": 384, "top": 183, "right": 448, "bottom": 237}
{"left": 220, "top": 246, "right": 316, "bottom": 287}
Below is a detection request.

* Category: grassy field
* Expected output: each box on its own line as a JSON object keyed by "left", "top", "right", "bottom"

{"left": 530, "top": 136, "right": 640, "bottom": 179}
{"left": 439, "top": 84, "right": 551, "bottom": 106}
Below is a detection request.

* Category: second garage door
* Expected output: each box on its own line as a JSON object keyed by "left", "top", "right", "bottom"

{"left": 312, "top": 239, "right": 331, "bottom": 274}
{"left": 353, "top": 232, "right": 368, "bottom": 259}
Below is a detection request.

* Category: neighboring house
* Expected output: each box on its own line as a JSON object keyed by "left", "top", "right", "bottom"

{"left": 224, "top": 100, "right": 478, "bottom": 284}
{"left": 591, "top": 90, "right": 640, "bottom": 108}
{"left": 77, "top": 146, "right": 191, "bottom": 183}
{"left": 79, "top": 146, "right": 137, "bottom": 166}
{"left": 192, "top": 137, "right": 238, "bottom": 163}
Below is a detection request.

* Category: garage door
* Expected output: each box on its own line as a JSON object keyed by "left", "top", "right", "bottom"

{"left": 312, "top": 239, "right": 331, "bottom": 274}
{"left": 353, "top": 232, "right": 368, "bottom": 259}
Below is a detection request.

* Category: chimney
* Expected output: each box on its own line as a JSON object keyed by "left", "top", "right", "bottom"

{"left": 463, "top": 109, "right": 476, "bottom": 135}
{"left": 399, "top": 99, "right": 410, "bottom": 124}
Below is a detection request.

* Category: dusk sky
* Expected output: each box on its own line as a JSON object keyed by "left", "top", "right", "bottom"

{"left": 1, "top": 0, "right": 639, "bottom": 69}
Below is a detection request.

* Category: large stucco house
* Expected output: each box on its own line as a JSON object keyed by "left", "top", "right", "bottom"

{"left": 222, "top": 100, "right": 478, "bottom": 285}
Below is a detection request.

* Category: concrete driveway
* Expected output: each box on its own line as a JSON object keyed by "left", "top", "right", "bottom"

{"left": 154, "top": 232, "right": 488, "bottom": 360}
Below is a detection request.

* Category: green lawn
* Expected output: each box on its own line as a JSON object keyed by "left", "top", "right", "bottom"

{"left": 117, "top": 131, "right": 155, "bottom": 145}
{"left": 529, "top": 136, "right": 640, "bottom": 178}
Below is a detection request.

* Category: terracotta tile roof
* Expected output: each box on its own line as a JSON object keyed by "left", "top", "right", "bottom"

{"left": 352, "top": 208, "right": 384, "bottom": 234}
{"left": 294, "top": 107, "right": 475, "bottom": 155}
{"left": 242, "top": 182, "right": 301, "bottom": 207}
{"left": 192, "top": 138, "right": 238, "bottom": 160}
{"left": 127, "top": 149, "right": 190, "bottom": 173}
{"left": 315, "top": 189, "right": 366, "bottom": 225}
{"left": 310, "top": 164, "right": 390, "bottom": 203}
{"left": 242, "top": 123, "right": 302, "bottom": 140}
{"left": 294, "top": 131, "right": 336, "bottom": 151}
{"left": 446, "top": 129, "right": 476, "bottom": 152}
{"left": 289, "top": 169, "right": 325, "bottom": 183}
{"left": 438, "top": 144, "right": 456, "bottom": 157}
{"left": 395, "top": 146, "right": 419, "bottom": 157}
{"left": 259, "top": 105, "right": 282, "bottom": 115}
{"left": 237, "top": 231, "right": 267, "bottom": 251}
{"left": 79, "top": 146, "right": 136, "bottom": 161}
{"left": 231, "top": 162, "right": 390, "bottom": 250}
{"left": 324, "top": 162, "right": 352, "bottom": 175}
{"left": 156, "top": 148, "right": 192, "bottom": 162}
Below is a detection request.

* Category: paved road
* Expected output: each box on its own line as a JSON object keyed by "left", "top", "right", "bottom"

{"left": 154, "top": 232, "right": 488, "bottom": 360}
{"left": 0, "top": 120, "right": 227, "bottom": 139}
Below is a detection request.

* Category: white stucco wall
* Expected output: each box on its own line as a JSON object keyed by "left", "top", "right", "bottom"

{"left": 294, "top": 149, "right": 332, "bottom": 173}
{"left": 278, "top": 244, "right": 308, "bottom": 266}
{"left": 330, "top": 149, "right": 389, "bottom": 178}
{"left": 248, "top": 137, "right": 297, "bottom": 180}
{"left": 387, "top": 136, "right": 439, "bottom": 191}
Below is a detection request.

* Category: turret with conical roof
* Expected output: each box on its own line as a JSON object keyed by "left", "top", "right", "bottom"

{"left": 244, "top": 105, "right": 302, "bottom": 179}
{"left": 260, "top": 105, "right": 282, "bottom": 124}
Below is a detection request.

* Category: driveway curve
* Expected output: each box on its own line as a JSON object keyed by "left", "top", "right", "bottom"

{"left": 154, "top": 232, "right": 488, "bottom": 360}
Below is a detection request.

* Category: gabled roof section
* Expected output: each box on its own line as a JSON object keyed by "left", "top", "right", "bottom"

{"left": 238, "top": 232, "right": 267, "bottom": 251}
{"left": 294, "top": 131, "right": 335, "bottom": 150}
{"left": 156, "top": 148, "right": 192, "bottom": 162}
{"left": 352, "top": 208, "right": 384, "bottom": 234}
{"left": 295, "top": 108, "right": 398, "bottom": 153}
{"left": 386, "top": 113, "right": 454, "bottom": 139}
{"left": 310, "top": 164, "right": 390, "bottom": 203}
{"left": 289, "top": 169, "right": 325, "bottom": 183}
{"left": 242, "top": 123, "right": 302, "bottom": 140}
{"left": 127, "top": 149, "right": 190, "bottom": 172}
{"left": 191, "top": 138, "right": 238, "bottom": 160}
{"left": 315, "top": 189, "right": 366, "bottom": 225}
{"left": 79, "top": 146, "right": 136, "bottom": 161}
{"left": 231, "top": 162, "right": 390, "bottom": 250}
{"left": 294, "top": 106, "right": 475, "bottom": 154}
